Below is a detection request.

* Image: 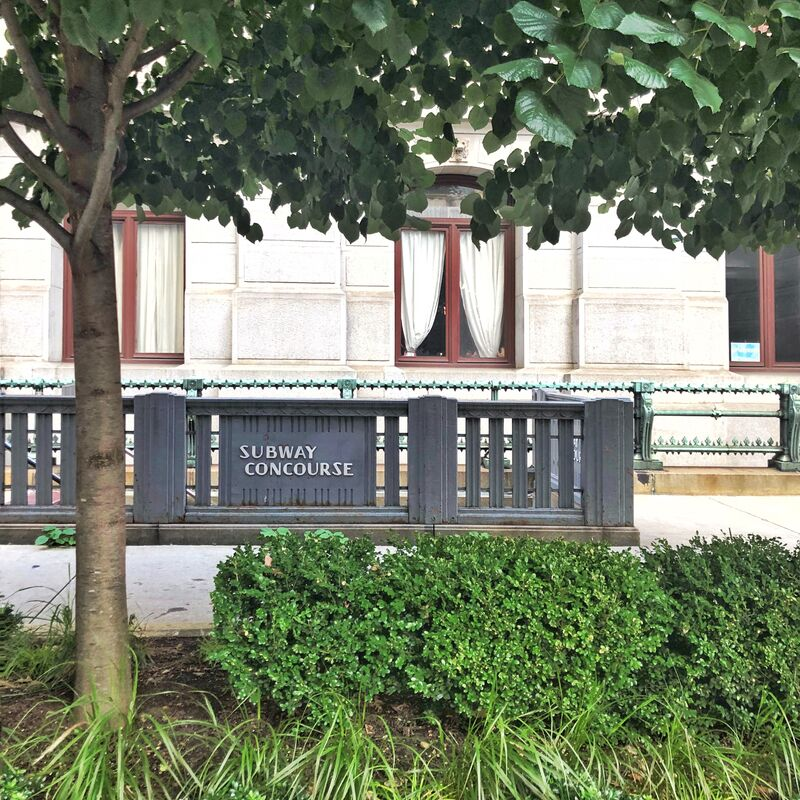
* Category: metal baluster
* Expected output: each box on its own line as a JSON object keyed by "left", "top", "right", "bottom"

{"left": 384, "top": 416, "right": 400, "bottom": 506}
{"left": 558, "top": 418, "right": 575, "bottom": 509}
{"left": 0, "top": 410, "right": 5, "bottom": 505}
{"left": 534, "top": 418, "right": 551, "bottom": 508}
{"left": 465, "top": 417, "right": 480, "bottom": 507}
{"left": 60, "top": 412, "right": 76, "bottom": 506}
{"left": 511, "top": 418, "right": 528, "bottom": 508}
{"left": 11, "top": 413, "right": 28, "bottom": 505}
{"left": 195, "top": 414, "right": 212, "bottom": 506}
{"left": 35, "top": 413, "right": 53, "bottom": 506}
{"left": 488, "top": 417, "right": 504, "bottom": 508}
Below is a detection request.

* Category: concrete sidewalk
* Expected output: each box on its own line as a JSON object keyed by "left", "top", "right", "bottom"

{"left": 2, "top": 494, "right": 799, "bottom": 632}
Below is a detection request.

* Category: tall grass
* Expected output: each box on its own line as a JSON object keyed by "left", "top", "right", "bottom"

{"left": 3, "top": 690, "right": 798, "bottom": 800}
{"left": 0, "top": 603, "right": 75, "bottom": 688}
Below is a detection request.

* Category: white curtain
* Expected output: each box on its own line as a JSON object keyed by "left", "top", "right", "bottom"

{"left": 136, "top": 223, "right": 184, "bottom": 353}
{"left": 112, "top": 222, "right": 124, "bottom": 337}
{"left": 400, "top": 230, "right": 445, "bottom": 354}
{"left": 459, "top": 232, "right": 504, "bottom": 358}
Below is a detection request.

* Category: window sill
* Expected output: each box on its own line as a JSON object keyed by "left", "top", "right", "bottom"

{"left": 396, "top": 358, "right": 515, "bottom": 368}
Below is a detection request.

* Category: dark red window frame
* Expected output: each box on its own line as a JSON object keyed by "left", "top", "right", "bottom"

{"left": 730, "top": 248, "right": 800, "bottom": 371}
{"left": 393, "top": 180, "right": 515, "bottom": 368}
{"left": 63, "top": 210, "right": 185, "bottom": 364}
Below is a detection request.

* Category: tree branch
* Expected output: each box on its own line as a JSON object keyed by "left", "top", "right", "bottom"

{"left": 0, "top": 0, "right": 84, "bottom": 153}
{"left": 1, "top": 109, "right": 51, "bottom": 136}
{"left": 72, "top": 22, "right": 148, "bottom": 256}
{"left": 122, "top": 51, "right": 205, "bottom": 123}
{"left": 0, "top": 117, "right": 81, "bottom": 206}
{"left": 0, "top": 186, "right": 72, "bottom": 250}
{"left": 133, "top": 40, "right": 180, "bottom": 71}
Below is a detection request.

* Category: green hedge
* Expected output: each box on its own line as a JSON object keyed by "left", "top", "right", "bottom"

{"left": 643, "top": 535, "right": 800, "bottom": 732}
{"left": 209, "top": 532, "right": 800, "bottom": 733}
{"left": 378, "top": 536, "right": 671, "bottom": 727}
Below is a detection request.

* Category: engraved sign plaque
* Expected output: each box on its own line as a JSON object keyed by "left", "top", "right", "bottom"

{"left": 219, "top": 415, "right": 376, "bottom": 506}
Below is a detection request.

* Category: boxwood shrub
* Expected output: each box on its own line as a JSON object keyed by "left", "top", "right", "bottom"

{"left": 210, "top": 532, "right": 671, "bottom": 727}
{"left": 209, "top": 531, "right": 800, "bottom": 733}
{"left": 379, "top": 535, "right": 673, "bottom": 727}
{"left": 642, "top": 534, "right": 800, "bottom": 733}
{"left": 209, "top": 531, "right": 396, "bottom": 715}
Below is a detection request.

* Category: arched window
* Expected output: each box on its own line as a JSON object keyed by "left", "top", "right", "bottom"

{"left": 394, "top": 177, "right": 514, "bottom": 366}
{"left": 726, "top": 246, "right": 800, "bottom": 368}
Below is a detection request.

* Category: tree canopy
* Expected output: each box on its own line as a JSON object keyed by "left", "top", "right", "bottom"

{"left": 4, "top": 0, "right": 800, "bottom": 263}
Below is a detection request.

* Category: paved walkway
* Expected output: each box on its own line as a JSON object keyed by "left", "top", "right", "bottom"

{"left": 2, "top": 495, "right": 799, "bottom": 631}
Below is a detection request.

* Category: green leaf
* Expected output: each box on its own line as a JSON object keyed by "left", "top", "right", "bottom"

{"left": 661, "top": 118, "right": 687, "bottom": 150}
{"left": 34, "top": 535, "right": 49, "bottom": 546}
{"left": 272, "top": 129, "right": 296, "bottom": 153}
{"left": 777, "top": 47, "right": 800, "bottom": 66}
{"left": 616, "top": 12, "right": 688, "bottom": 45}
{"left": 509, "top": 1, "right": 560, "bottom": 42}
{"left": 430, "top": 137, "right": 454, "bottom": 163}
{"left": 569, "top": 57, "right": 602, "bottom": 90}
{"left": 89, "top": 0, "right": 128, "bottom": 41}
{"left": 772, "top": 0, "right": 800, "bottom": 20}
{"left": 352, "top": 0, "right": 392, "bottom": 34}
{"left": 585, "top": 1, "right": 625, "bottom": 30}
{"left": 483, "top": 58, "right": 544, "bottom": 81}
{"left": 468, "top": 105, "right": 491, "bottom": 129}
{"left": 548, "top": 44, "right": 602, "bottom": 90}
{"left": 0, "top": 68, "right": 23, "bottom": 102}
{"left": 130, "top": 0, "right": 163, "bottom": 26}
{"left": 607, "top": 49, "right": 625, "bottom": 66}
{"left": 225, "top": 111, "right": 247, "bottom": 138}
{"left": 387, "top": 32, "right": 413, "bottom": 68}
{"left": 60, "top": 2, "right": 100, "bottom": 54}
{"left": 691, "top": 3, "right": 756, "bottom": 47}
{"left": 515, "top": 89, "right": 574, "bottom": 147}
{"left": 612, "top": 53, "right": 668, "bottom": 89}
{"left": 245, "top": 223, "right": 263, "bottom": 243}
{"left": 180, "top": 10, "right": 221, "bottom": 67}
{"left": 382, "top": 201, "right": 407, "bottom": 229}
{"left": 667, "top": 57, "right": 722, "bottom": 111}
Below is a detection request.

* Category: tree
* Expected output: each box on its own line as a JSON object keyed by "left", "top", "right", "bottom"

{"left": 2, "top": 0, "right": 799, "bottom": 719}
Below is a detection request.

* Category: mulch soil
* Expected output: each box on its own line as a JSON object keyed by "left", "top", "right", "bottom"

{"left": 0, "top": 636, "right": 460, "bottom": 764}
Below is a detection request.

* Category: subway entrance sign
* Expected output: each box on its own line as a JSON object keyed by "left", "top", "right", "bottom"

{"left": 218, "top": 414, "right": 376, "bottom": 506}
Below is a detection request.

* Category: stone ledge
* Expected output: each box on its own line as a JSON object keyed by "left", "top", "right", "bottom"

{"left": 0, "top": 522, "right": 639, "bottom": 547}
{"left": 635, "top": 467, "right": 800, "bottom": 496}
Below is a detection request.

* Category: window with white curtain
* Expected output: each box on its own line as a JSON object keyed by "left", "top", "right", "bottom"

{"left": 396, "top": 180, "right": 513, "bottom": 365}
{"left": 64, "top": 213, "right": 185, "bottom": 362}
{"left": 136, "top": 222, "right": 184, "bottom": 354}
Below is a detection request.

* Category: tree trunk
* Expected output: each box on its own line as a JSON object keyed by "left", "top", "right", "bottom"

{"left": 69, "top": 205, "right": 131, "bottom": 720}
{"left": 62, "top": 44, "right": 132, "bottom": 722}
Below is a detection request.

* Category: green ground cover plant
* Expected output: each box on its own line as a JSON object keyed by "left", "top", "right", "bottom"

{"left": 209, "top": 532, "right": 800, "bottom": 738}
{"left": 33, "top": 527, "right": 76, "bottom": 548}
{"left": 0, "top": 604, "right": 74, "bottom": 688}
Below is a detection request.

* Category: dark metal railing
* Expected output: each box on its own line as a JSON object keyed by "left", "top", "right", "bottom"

{"left": 0, "top": 391, "right": 632, "bottom": 529}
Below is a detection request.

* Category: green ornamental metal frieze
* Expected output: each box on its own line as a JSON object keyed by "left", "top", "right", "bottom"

{"left": 654, "top": 436, "right": 780, "bottom": 455}
{"left": 2, "top": 375, "right": 798, "bottom": 470}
